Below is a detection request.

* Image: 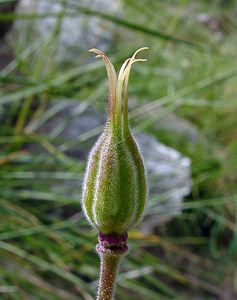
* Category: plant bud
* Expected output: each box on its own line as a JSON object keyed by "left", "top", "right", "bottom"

{"left": 82, "top": 48, "right": 148, "bottom": 235}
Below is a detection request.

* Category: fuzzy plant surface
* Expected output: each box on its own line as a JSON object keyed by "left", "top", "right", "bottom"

{"left": 82, "top": 47, "right": 148, "bottom": 300}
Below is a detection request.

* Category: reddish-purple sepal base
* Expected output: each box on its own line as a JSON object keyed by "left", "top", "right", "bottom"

{"left": 96, "top": 232, "right": 128, "bottom": 254}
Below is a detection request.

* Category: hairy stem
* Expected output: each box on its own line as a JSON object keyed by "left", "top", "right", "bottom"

{"left": 97, "top": 252, "right": 123, "bottom": 300}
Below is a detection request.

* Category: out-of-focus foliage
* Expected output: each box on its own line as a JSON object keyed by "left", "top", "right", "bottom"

{"left": 0, "top": 0, "right": 237, "bottom": 299}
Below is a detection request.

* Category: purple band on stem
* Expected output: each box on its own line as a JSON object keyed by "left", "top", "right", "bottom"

{"left": 97, "top": 232, "right": 128, "bottom": 254}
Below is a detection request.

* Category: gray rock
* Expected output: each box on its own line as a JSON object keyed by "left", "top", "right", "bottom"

{"left": 136, "top": 133, "right": 191, "bottom": 231}
{"left": 34, "top": 101, "right": 191, "bottom": 229}
{"left": 154, "top": 111, "right": 200, "bottom": 143}
{"left": 13, "top": 0, "right": 121, "bottom": 63}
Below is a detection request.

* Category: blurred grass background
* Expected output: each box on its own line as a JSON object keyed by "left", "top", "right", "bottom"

{"left": 1, "top": 0, "right": 237, "bottom": 299}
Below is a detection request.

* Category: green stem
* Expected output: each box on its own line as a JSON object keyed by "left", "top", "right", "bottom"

{"left": 97, "top": 253, "right": 123, "bottom": 300}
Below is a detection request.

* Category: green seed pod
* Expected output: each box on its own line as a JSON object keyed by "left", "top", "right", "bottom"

{"left": 82, "top": 48, "right": 148, "bottom": 235}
